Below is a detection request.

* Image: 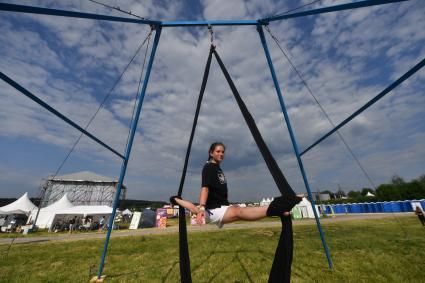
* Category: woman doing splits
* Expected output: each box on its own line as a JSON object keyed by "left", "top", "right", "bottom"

{"left": 171, "top": 142, "right": 303, "bottom": 228}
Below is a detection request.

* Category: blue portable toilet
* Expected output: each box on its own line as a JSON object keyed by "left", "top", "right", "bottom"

{"left": 370, "top": 202, "right": 377, "bottom": 213}
{"left": 390, "top": 201, "right": 402, "bottom": 212}
{"left": 375, "top": 202, "right": 383, "bottom": 212}
{"left": 358, "top": 203, "right": 366, "bottom": 213}
{"left": 346, "top": 203, "right": 352, "bottom": 213}
{"left": 350, "top": 203, "right": 362, "bottom": 213}
{"left": 362, "top": 203, "right": 369, "bottom": 213}
{"left": 397, "top": 201, "right": 405, "bottom": 212}
{"left": 333, "top": 204, "right": 345, "bottom": 214}
{"left": 373, "top": 202, "right": 379, "bottom": 212}
{"left": 382, "top": 202, "right": 392, "bottom": 213}
{"left": 324, "top": 205, "right": 332, "bottom": 214}
{"left": 401, "top": 200, "right": 412, "bottom": 212}
{"left": 365, "top": 202, "right": 373, "bottom": 213}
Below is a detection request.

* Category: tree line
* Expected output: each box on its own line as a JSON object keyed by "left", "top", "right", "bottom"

{"left": 319, "top": 174, "right": 425, "bottom": 204}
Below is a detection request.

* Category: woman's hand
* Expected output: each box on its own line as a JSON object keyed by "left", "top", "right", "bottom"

{"left": 196, "top": 211, "right": 205, "bottom": 225}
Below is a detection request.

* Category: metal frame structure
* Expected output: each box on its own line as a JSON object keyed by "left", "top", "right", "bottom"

{"left": 42, "top": 178, "right": 126, "bottom": 208}
{"left": 0, "top": 0, "right": 421, "bottom": 280}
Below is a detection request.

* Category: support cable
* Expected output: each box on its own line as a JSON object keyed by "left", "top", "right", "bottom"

{"left": 52, "top": 28, "right": 153, "bottom": 180}
{"left": 269, "top": 0, "right": 322, "bottom": 19}
{"left": 265, "top": 25, "right": 377, "bottom": 190}
{"left": 88, "top": 0, "right": 149, "bottom": 20}
{"left": 124, "top": 30, "right": 153, "bottom": 151}
{"left": 30, "top": 28, "right": 153, "bottom": 231}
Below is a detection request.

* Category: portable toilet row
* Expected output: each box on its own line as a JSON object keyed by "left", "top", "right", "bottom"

{"left": 323, "top": 199, "right": 425, "bottom": 215}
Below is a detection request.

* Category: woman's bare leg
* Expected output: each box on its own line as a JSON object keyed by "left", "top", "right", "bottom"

{"left": 222, "top": 194, "right": 304, "bottom": 224}
{"left": 222, "top": 206, "right": 290, "bottom": 224}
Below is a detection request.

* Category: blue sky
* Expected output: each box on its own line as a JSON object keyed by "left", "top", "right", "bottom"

{"left": 0, "top": 0, "right": 424, "bottom": 203}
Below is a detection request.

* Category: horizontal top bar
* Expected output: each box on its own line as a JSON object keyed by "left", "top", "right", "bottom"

{"left": 260, "top": 0, "right": 409, "bottom": 23}
{"left": 1, "top": 1, "right": 410, "bottom": 27}
{"left": 0, "top": 3, "right": 160, "bottom": 25}
{"left": 161, "top": 20, "right": 259, "bottom": 27}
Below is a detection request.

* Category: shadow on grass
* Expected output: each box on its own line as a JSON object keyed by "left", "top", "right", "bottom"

{"left": 256, "top": 249, "right": 332, "bottom": 281}
{"left": 192, "top": 249, "right": 265, "bottom": 283}
{"left": 104, "top": 260, "right": 179, "bottom": 282}
{"left": 102, "top": 249, "right": 316, "bottom": 283}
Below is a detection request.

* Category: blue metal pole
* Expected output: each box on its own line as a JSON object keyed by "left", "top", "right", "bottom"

{"left": 300, "top": 57, "right": 425, "bottom": 156}
{"left": 259, "top": 0, "right": 409, "bottom": 23}
{"left": 0, "top": 3, "right": 160, "bottom": 25}
{"left": 96, "top": 26, "right": 162, "bottom": 279}
{"left": 257, "top": 25, "right": 333, "bottom": 269}
{"left": 162, "top": 19, "right": 258, "bottom": 27}
{"left": 0, "top": 72, "right": 125, "bottom": 160}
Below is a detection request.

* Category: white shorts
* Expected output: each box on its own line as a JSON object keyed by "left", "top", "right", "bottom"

{"left": 205, "top": 205, "right": 230, "bottom": 228}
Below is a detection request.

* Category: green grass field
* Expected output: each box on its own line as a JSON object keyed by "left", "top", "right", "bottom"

{"left": 0, "top": 216, "right": 423, "bottom": 282}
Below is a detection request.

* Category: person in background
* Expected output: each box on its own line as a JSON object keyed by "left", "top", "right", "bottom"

{"left": 69, "top": 216, "right": 77, "bottom": 234}
{"left": 99, "top": 216, "right": 105, "bottom": 232}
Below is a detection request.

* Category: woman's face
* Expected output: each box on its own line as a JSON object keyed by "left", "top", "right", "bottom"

{"left": 210, "top": 145, "right": 225, "bottom": 164}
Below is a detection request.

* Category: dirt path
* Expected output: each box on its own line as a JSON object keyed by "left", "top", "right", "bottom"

{"left": 0, "top": 213, "right": 412, "bottom": 245}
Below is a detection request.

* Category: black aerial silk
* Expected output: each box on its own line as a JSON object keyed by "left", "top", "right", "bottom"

{"left": 174, "top": 45, "right": 296, "bottom": 283}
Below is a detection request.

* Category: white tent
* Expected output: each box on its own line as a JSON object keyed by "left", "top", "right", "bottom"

{"left": 296, "top": 197, "right": 321, "bottom": 219}
{"left": 54, "top": 205, "right": 113, "bottom": 226}
{"left": 260, "top": 197, "right": 273, "bottom": 206}
{"left": 122, "top": 209, "right": 133, "bottom": 216}
{"left": 27, "top": 194, "right": 74, "bottom": 229}
{"left": 0, "top": 192, "right": 36, "bottom": 214}
{"left": 0, "top": 209, "right": 27, "bottom": 215}
{"left": 366, "top": 191, "right": 375, "bottom": 197}
{"left": 58, "top": 205, "right": 112, "bottom": 217}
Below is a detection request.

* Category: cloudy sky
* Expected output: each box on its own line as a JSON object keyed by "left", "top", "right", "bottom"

{"left": 1, "top": 0, "right": 424, "bottom": 203}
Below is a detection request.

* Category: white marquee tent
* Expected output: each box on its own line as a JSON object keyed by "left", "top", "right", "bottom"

{"left": 59, "top": 205, "right": 112, "bottom": 216}
{"left": 296, "top": 197, "right": 321, "bottom": 219}
{"left": 27, "top": 194, "right": 74, "bottom": 229}
{"left": 26, "top": 193, "right": 113, "bottom": 229}
{"left": 0, "top": 192, "right": 36, "bottom": 214}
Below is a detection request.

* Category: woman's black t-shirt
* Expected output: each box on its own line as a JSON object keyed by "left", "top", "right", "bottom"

{"left": 202, "top": 162, "right": 229, "bottom": 209}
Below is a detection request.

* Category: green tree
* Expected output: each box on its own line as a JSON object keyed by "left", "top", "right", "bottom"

{"left": 348, "top": 190, "right": 361, "bottom": 199}
{"left": 391, "top": 175, "right": 405, "bottom": 185}
{"left": 375, "top": 184, "right": 401, "bottom": 201}
{"left": 336, "top": 189, "right": 346, "bottom": 198}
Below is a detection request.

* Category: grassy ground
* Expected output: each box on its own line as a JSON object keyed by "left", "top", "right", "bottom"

{"left": 0, "top": 223, "right": 133, "bottom": 238}
{"left": 0, "top": 217, "right": 281, "bottom": 238}
{"left": 0, "top": 216, "right": 423, "bottom": 282}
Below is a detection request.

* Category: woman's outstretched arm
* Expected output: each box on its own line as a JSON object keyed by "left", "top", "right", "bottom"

{"left": 172, "top": 197, "right": 199, "bottom": 214}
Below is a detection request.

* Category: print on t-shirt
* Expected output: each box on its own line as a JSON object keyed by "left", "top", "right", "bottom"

{"left": 218, "top": 171, "right": 226, "bottom": 184}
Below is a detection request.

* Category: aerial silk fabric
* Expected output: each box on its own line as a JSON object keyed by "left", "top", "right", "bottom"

{"left": 175, "top": 46, "right": 296, "bottom": 283}
{"left": 176, "top": 47, "right": 214, "bottom": 283}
